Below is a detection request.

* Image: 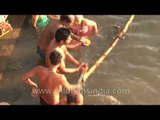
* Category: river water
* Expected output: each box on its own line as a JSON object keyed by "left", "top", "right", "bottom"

{"left": 0, "top": 15, "right": 160, "bottom": 105}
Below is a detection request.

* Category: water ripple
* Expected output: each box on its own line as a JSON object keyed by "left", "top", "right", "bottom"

{"left": 107, "top": 15, "right": 126, "bottom": 20}
{"left": 132, "top": 20, "right": 160, "bottom": 26}
{"left": 126, "top": 62, "right": 158, "bottom": 72}
{"left": 124, "top": 44, "right": 159, "bottom": 53}
{"left": 127, "top": 33, "right": 152, "bottom": 39}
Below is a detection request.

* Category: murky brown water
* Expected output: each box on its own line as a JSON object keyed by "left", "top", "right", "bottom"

{"left": 0, "top": 15, "right": 160, "bottom": 105}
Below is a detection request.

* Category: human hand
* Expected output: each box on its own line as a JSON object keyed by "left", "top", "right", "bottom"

{"left": 80, "top": 37, "right": 91, "bottom": 47}
{"left": 78, "top": 62, "right": 89, "bottom": 73}
{"left": 80, "top": 37, "right": 86, "bottom": 44}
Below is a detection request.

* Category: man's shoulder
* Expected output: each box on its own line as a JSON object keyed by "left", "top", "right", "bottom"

{"left": 55, "top": 47, "right": 64, "bottom": 53}
{"left": 56, "top": 21, "right": 63, "bottom": 28}
{"left": 35, "top": 65, "right": 46, "bottom": 70}
{"left": 61, "top": 45, "right": 67, "bottom": 49}
{"left": 58, "top": 74, "right": 66, "bottom": 80}
{"left": 30, "top": 65, "right": 47, "bottom": 74}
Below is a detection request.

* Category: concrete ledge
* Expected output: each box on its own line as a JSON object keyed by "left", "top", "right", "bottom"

{"left": 0, "top": 15, "right": 26, "bottom": 80}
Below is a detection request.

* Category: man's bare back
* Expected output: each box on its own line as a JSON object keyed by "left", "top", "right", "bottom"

{"left": 21, "top": 50, "right": 88, "bottom": 105}
{"left": 23, "top": 65, "right": 63, "bottom": 104}
{"left": 37, "top": 19, "right": 63, "bottom": 52}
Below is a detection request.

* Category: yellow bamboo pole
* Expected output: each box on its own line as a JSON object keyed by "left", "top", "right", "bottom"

{"left": 0, "top": 30, "right": 10, "bottom": 38}
{"left": 81, "top": 15, "right": 135, "bottom": 83}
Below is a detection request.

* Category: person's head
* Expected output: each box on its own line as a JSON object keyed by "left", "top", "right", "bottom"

{"left": 50, "top": 50, "right": 62, "bottom": 65}
{"left": 66, "top": 91, "right": 83, "bottom": 105}
{"left": 74, "top": 15, "right": 83, "bottom": 25}
{"left": 60, "top": 15, "right": 75, "bottom": 27}
{"left": 55, "top": 27, "right": 72, "bottom": 45}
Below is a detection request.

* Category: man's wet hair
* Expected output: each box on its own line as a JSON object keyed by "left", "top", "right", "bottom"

{"left": 60, "top": 15, "right": 72, "bottom": 23}
{"left": 50, "top": 50, "right": 62, "bottom": 65}
{"left": 66, "top": 93, "right": 78, "bottom": 104}
{"left": 55, "top": 27, "right": 71, "bottom": 43}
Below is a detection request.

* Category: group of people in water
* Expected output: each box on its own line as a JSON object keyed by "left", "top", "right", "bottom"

{"left": 21, "top": 15, "right": 98, "bottom": 105}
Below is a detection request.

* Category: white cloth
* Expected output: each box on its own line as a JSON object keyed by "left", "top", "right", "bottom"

{"left": 0, "top": 15, "right": 8, "bottom": 23}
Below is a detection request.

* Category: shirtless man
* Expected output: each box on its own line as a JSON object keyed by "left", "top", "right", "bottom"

{"left": 71, "top": 15, "right": 98, "bottom": 38}
{"left": 46, "top": 27, "right": 86, "bottom": 73}
{"left": 21, "top": 50, "right": 87, "bottom": 105}
{"left": 37, "top": 15, "right": 84, "bottom": 61}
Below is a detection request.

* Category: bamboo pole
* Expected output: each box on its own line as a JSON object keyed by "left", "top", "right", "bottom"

{"left": 80, "top": 15, "right": 135, "bottom": 84}
{"left": 0, "top": 30, "right": 10, "bottom": 38}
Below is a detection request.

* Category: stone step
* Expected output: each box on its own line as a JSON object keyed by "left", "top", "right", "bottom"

{"left": 0, "top": 15, "right": 26, "bottom": 81}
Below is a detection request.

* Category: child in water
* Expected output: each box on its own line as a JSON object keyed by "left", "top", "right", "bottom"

{"left": 71, "top": 15, "right": 98, "bottom": 39}
{"left": 68, "top": 15, "right": 98, "bottom": 48}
